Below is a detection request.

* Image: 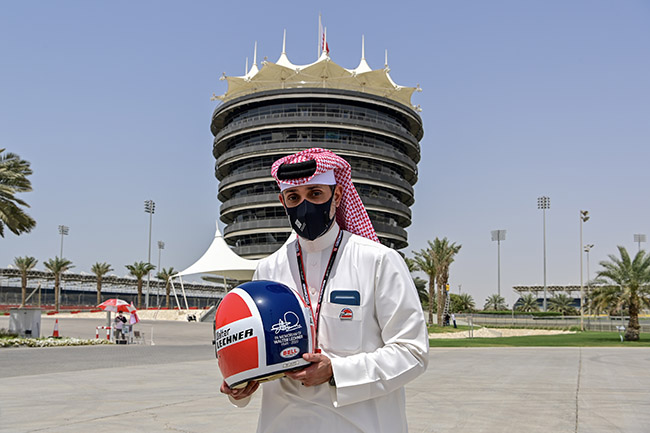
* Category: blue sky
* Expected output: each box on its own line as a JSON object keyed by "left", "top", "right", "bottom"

{"left": 2, "top": 1, "right": 649, "bottom": 306}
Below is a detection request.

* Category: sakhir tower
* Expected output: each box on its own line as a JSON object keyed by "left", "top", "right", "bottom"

{"left": 210, "top": 32, "right": 423, "bottom": 259}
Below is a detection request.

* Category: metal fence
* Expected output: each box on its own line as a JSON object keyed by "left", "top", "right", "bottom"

{"left": 0, "top": 285, "right": 221, "bottom": 310}
{"left": 458, "top": 314, "right": 650, "bottom": 333}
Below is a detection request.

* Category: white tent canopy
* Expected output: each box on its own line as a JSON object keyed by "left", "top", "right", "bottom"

{"left": 174, "top": 221, "right": 259, "bottom": 281}
{"left": 168, "top": 222, "right": 259, "bottom": 312}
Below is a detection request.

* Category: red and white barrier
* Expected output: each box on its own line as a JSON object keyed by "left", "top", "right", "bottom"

{"left": 96, "top": 326, "right": 112, "bottom": 340}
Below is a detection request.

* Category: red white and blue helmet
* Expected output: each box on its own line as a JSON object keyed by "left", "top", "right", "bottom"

{"left": 214, "top": 280, "right": 315, "bottom": 389}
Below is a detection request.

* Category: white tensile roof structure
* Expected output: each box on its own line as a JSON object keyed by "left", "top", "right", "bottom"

{"left": 169, "top": 223, "right": 258, "bottom": 310}
{"left": 169, "top": 222, "right": 260, "bottom": 310}
{"left": 174, "top": 221, "right": 259, "bottom": 281}
{"left": 213, "top": 33, "right": 422, "bottom": 110}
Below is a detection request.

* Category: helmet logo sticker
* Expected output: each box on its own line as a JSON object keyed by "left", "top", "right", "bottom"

{"left": 271, "top": 311, "right": 302, "bottom": 334}
{"left": 280, "top": 346, "right": 300, "bottom": 359}
{"left": 215, "top": 327, "right": 255, "bottom": 350}
{"left": 271, "top": 311, "right": 306, "bottom": 354}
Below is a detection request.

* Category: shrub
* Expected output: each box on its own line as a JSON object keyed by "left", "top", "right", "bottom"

{"left": 0, "top": 328, "right": 19, "bottom": 338}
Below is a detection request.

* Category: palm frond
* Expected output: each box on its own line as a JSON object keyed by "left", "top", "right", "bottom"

{"left": 0, "top": 149, "right": 35, "bottom": 237}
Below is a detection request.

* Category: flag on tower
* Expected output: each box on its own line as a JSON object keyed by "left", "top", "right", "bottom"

{"left": 318, "top": 14, "right": 329, "bottom": 55}
{"left": 322, "top": 27, "right": 329, "bottom": 54}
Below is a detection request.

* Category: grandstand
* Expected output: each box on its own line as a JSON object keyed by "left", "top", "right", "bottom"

{"left": 0, "top": 268, "right": 226, "bottom": 309}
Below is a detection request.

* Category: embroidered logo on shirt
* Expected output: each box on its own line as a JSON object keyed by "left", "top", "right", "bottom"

{"left": 339, "top": 308, "right": 353, "bottom": 320}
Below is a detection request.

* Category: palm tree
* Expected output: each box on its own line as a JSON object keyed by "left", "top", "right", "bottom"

{"left": 91, "top": 262, "right": 113, "bottom": 305}
{"left": 453, "top": 293, "right": 475, "bottom": 313}
{"left": 0, "top": 148, "right": 36, "bottom": 237}
{"left": 484, "top": 294, "right": 507, "bottom": 311}
{"left": 431, "top": 238, "right": 462, "bottom": 325}
{"left": 404, "top": 257, "right": 416, "bottom": 273}
{"left": 14, "top": 256, "right": 37, "bottom": 307}
{"left": 404, "top": 258, "right": 429, "bottom": 305}
{"left": 43, "top": 257, "right": 74, "bottom": 311}
{"left": 516, "top": 293, "right": 540, "bottom": 312}
{"left": 410, "top": 248, "right": 437, "bottom": 324}
{"left": 593, "top": 246, "right": 650, "bottom": 341}
{"left": 126, "top": 261, "right": 156, "bottom": 309}
{"left": 413, "top": 277, "right": 429, "bottom": 304}
{"left": 588, "top": 286, "right": 621, "bottom": 316}
{"left": 156, "top": 267, "right": 176, "bottom": 309}
{"left": 548, "top": 293, "right": 577, "bottom": 316}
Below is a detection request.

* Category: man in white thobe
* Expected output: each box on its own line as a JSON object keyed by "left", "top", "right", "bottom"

{"left": 221, "top": 148, "right": 429, "bottom": 433}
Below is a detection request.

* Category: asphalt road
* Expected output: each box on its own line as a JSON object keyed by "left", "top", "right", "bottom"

{"left": 1, "top": 317, "right": 649, "bottom": 433}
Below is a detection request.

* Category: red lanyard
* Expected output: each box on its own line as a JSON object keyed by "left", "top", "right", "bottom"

{"left": 295, "top": 229, "right": 343, "bottom": 348}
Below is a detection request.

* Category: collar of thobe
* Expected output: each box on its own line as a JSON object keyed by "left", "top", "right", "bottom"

{"left": 297, "top": 220, "right": 340, "bottom": 253}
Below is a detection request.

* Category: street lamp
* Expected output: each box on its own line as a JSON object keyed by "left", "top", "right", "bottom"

{"left": 633, "top": 234, "right": 646, "bottom": 253}
{"left": 58, "top": 225, "right": 69, "bottom": 258}
{"left": 144, "top": 200, "right": 156, "bottom": 309}
{"left": 491, "top": 230, "right": 506, "bottom": 298}
{"left": 157, "top": 241, "right": 165, "bottom": 305}
{"left": 584, "top": 244, "right": 594, "bottom": 285}
{"left": 579, "top": 210, "right": 590, "bottom": 331}
{"left": 584, "top": 244, "right": 594, "bottom": 318}
{"left": 537, "top": 196, "right": 550, "bottom": 311}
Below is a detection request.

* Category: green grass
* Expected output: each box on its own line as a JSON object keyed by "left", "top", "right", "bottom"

{"left": 429, "top": 331, "right": 650, "bottom": 347}
{"left": 428, "top": 324, "right": 471, "bottom": 333}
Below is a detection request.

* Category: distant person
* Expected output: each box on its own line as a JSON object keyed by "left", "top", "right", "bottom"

{"left": 444, "top": 312, "right": 450, "bottom": 327}
{"left": 114, "top": 312, "right": 127, "bottom": 341}
{"left": 451, "top": 313, "right": 457, "bottom": 328}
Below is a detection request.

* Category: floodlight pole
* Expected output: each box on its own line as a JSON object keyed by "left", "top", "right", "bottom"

{"left": 57, "top": 225, "right": 69, "bottom": 307}
{"left": 491, "top": 230, "right": 506, "bottom": 298}
{"left": 633, "top": 234, "right": 646, "bottom": 253}
{"left": 58, "top": 225, "right": 69, "bottom": 258}
{"left": 157, "top": 241, "right": 165, "bottom": 305}
{"left": 144, "top": 200, "right": 156, "bottom": 309}
{"left": 584, "top": 244, "right": 594, "bottom": 317}
{"left": 537, "top": 197, "right": 550, "bottom": 311}
{"left": 580, "top": 210, "right": 590, "bottom": 331}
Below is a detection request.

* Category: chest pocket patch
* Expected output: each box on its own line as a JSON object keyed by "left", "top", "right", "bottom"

{"left": 320, "top": 290, "right": 362, "bottom": 354}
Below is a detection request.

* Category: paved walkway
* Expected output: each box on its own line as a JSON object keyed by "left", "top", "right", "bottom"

{"left": 1, "top": 318, "right": 649, "bottom": 432}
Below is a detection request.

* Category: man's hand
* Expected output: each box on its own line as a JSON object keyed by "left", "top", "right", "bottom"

{"left": 220, "top": 380, "right": 259, "bottom": 400}
{"left": 285, "top": 352, "right": 333, "bottom": 387}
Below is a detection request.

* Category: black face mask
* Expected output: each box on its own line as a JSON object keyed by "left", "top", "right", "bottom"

{"left": 285, "top": 196, "right": 335, "bottom": 241}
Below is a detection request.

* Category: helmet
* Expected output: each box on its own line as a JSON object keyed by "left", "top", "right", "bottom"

{"left": 214, "top": 280, "right": 315, "bottom": 389}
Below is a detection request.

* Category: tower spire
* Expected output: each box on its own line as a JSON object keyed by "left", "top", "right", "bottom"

{"left": 253, "top": 41, "right": 258, "bottom": 66}
{"left": 318, "top": 13, "right": 322, "bottom": 58}
{"left": 353, "top": 35, "right": 371, "bottom": 74}
{"left": 282, "top": 29, "right": 286, "bottom": 54}
{"left": 385, "top": 49, "right": 388, "bottom": 68}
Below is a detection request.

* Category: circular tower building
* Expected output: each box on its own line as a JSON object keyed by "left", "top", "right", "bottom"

{"left": 211, "top": 39, "right": 423, "bottom": 258}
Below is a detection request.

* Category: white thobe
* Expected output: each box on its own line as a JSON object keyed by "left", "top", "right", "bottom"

{"left": 232, "top": 222, "right": 429, "bottom": 433}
